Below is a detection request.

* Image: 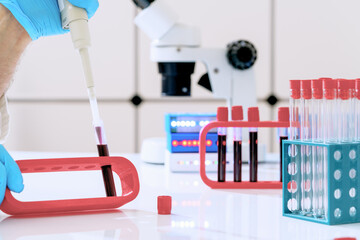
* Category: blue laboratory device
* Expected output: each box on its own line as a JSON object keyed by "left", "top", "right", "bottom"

{"left": 165, "top": 113, "right": 229, "bottom": 172}
{"left": 165, "top": 113, "right": 217, "bottom": 153}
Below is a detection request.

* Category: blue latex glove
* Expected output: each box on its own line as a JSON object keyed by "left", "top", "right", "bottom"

{"left": 0, "top": 145, "right": 23, "bottom": 205}
{"left": 0, "top": 0, "right": 99, "bottom": 40}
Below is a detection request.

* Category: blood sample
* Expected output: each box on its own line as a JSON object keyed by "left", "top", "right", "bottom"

{"left": 217, "top": 107, "right": 228, "bottom": 182}
{"left": 278, "top": 107, "right": 289, "bottom": 182}
{"left": 232, "top": 106, "right": 243, "bottom": 182}
{"left": 311, "top": 78, "right": 324, "bottom": 218}
{"left": 300, "top": 80, "right": 312, "bottom": 215}
{"left": 95, "top": 125, "right": 117, "bottom": 197}
{"left": 248, "top": 107, "right": 259, "bottom": 182}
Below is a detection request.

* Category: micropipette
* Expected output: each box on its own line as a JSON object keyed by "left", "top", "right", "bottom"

{"left": 57, "top": 0, "right": 116, "bottom": 197}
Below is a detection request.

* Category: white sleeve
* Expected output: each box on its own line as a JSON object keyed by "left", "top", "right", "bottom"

{"left": 0, "top": 94, "right": 10, "bottom": 144}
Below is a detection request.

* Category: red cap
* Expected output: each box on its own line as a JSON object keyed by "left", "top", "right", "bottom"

{"left": 157, "top": 196, "right": 172, "bottom": 215}
{"left": 348, "top": 79, "right": 355, "bottom": 89}
{"left": 278, "top": 107, "right": 289, "bottom": 122}
{"left": 348, "top": 79, "right": 356, "bottom": 99}
{"left": 217, "top": 107, "right": 228, "bottom": 121}
{"left": 356, "top": 79, "right": 360, "bottom": 100}
{"left": 248, "top": 107, "right": 260, "bottom": 122}
{"left": 323, "top": 78, "right": 336, "bottom": 99}
{"left": 301, "top": 80, "right": 312, "bottom": 99}
{"left": 289, "top": 80, "right": 300, "bottom": 99}
{"left": 311, "top": 79, "right": 323, "bottom": 99}
{"left": 338, "top": 79, "right": 351, "bottom": 100}
{"left": 231, "top": 106, "right": 243, "bottom": 121}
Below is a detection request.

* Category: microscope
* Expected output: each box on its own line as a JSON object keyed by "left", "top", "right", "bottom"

{"left": 133, "top": 0, "right": 258, "bottom": 111}
{"left": 134, "top": 0, "right": 265, "bottom": 171}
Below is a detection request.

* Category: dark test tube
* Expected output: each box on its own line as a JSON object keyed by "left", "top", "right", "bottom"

{"left": 231, "top": 106, "right": 243, "bottom": 182}
{"left": 248, "top": 107, "right": 260, "bottom": 183}
{"left": 249, "top": 131, "right": 258, "bottom": 182}
{"left": 97, "top": 144, "right": 117, "bottom": 197}
{"left": 279, "top": 136, "right": 288, "bottom": 182}
{"left": 234, "top": 140, "right": 242, "bottom": 182}
{"left": 218, "top": 135, "right": 227, "bottom": 182}
{"left": 217, "top": 107, "right": 228, "bottom": 182}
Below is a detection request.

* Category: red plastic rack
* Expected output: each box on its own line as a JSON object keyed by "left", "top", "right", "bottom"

{"left": 199, "top": 107, "right": 289, "bottom": 189}
{"left": 0, "top": 156, "right": 140, "bottom": 215}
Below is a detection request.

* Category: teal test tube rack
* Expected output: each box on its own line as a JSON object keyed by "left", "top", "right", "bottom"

{"left": 282, "top": 140, "right": 360, "bottom": 225}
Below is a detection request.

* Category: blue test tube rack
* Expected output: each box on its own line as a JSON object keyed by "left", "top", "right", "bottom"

{"left": 282, "top": 140, "right": 360, "bottom": 225}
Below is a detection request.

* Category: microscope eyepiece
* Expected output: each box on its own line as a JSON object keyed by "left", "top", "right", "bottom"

{"left": 227, "top": 40, "right": 257, "bottom": 70}
{"left": 158, "top": 62, "right": 195, "bottom": 96}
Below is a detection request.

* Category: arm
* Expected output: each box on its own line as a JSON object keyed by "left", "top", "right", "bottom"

{"left": 0, "top": 0, "right": 98, "bottom": 205}
{"left": 0, "top": 4, "right": 31, "bottom": 96}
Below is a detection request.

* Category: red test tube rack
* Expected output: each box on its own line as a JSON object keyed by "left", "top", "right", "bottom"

{"left": 199, "top": 106, "right": 289, "bottom": 189}
{"left": 0, "top": 156, "right": 140, "bottom": 216}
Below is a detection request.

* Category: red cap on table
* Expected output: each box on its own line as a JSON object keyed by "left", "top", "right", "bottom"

{"left": 157, "top": 196, "right": 172, "bottom": 215}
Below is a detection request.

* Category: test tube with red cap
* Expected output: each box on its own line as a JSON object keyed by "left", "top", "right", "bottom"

{"left": 232, "top": 106, "right": 243, "bottom": 182}
{"left": 355, "top": 79, "right": 360, "bottom": 141}
{"left": 217, "top": 107, "right": 228, "bottom": 182}
{"left": 278, "top": 107, "right": 289, "bottom": 182}
{"left": 323, "top": 78, "right": 337, "bottom": 219}
{"left": 300, "top": 79, "right": 312, "bottom": 215}
{"left": 323, "top": 79, "right": 338, "bottom": 142}
{"left": 311, "top": 78, "right": 324, "bottom": 218}
{"left": 348, "top": 79, "right": 356, "bottom": 142}
{"left": 337, "top": 79, "right": 352, "bottom": 142}
{"left": 248, "top": 107, "right": 259, "bottom": 182}
{"left": 289, "top": 80, "right": 301, "bottom": 213}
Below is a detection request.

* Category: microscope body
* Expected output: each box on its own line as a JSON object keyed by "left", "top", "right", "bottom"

{"left": 134, "top": 0, "right": 257, "bottom": 110}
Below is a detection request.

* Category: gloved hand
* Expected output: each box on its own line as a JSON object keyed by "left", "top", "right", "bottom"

{"left": 0, "top": 0, "right": 99, "bottom": 40}
{"left": 0, "top": 145, "right": 23, "bottom": 205}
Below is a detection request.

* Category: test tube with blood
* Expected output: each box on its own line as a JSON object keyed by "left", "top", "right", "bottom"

{"left": 248, "top": 107, "right": 259, "bottom": 182}
{"left": 232, "top": 106, "right": 243, "bottom": 182}
{"left": 278, "top": 107, "right": 289, "bottom": 182}
{"left": 217, "top": 107, "right": 228, "bottom": 182}
{"left": 94, "top": 122, "right": 116, "bottom": 197}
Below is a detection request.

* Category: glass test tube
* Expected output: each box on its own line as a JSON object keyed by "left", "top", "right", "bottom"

{"left": 337, "top": 79, "right": 352, "bottom": 142}
{"left": 289, "top": 80, "right": 301, "bottom": 213}
{"left": 217, "top": 107, "right": 228, "bottom": 182}
{"left": 94, "top": 123, "right": 117, "bottom": 197}
{"left": 232, "top": 106, "right": 243, "bottom": 182}
{"left": 300, "top": 80, "right": 312, "bottom": 215}
{"left": 278, "top": 107, "right": 289, "bottom": 182}
{"left": 356, "top": 79, "right": 360, "bottom": 141}
{"left": 349, "top": 79, "right": 356, "bottom": 142}
{"left": 323, "top": 78, "right": 337, "bottom": 219}
{"left": 248, "top": 107, "right": 259, "bottom": 182}
{"left": 311, "top": 78, "right": 324, "bottom": 218}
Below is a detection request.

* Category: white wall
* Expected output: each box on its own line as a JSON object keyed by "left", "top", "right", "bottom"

{"left": 5, "top": 0, "right": 360, "bottom": 153}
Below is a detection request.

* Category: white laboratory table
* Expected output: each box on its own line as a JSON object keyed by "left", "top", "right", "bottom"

{"left": 0, "top": 151, "right": 360, "bottom": 240}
